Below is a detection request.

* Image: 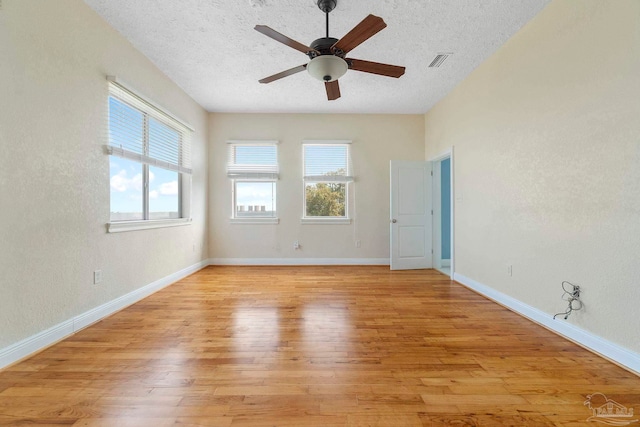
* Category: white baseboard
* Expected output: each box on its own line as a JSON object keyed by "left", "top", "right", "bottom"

{"left": 209, "top": 258, "right": 390, "bottom": 266}
{"left": 453, "top": 272, "right": 640, "bottom": 376}
{"left": 0, "top": 259, "right": 209, "bottom": 370}
{"left": 0, "top": 321, "right": 76, "bottom": 371}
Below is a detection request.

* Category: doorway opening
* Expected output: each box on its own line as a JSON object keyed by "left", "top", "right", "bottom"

{"left": 431, "top": 150, "right": 453, "bottom": 278}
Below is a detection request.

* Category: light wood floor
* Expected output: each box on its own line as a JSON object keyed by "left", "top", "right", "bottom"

{"left": 1, "top": 266, "right": 638, "bottom": 426}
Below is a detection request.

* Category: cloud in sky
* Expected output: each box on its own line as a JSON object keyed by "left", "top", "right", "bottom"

{"left": 110, "top": 169, "right": 155, "bottom": 193}
{"left": 236, "top": 183, "right": 274, "bottom": 208}
{"left": 110, "top": 170, "right": 128, "bottom": 192}
{"left": 159, "top": 180, "right": 178, "bottom": 196}
{"left": 110, "top": 170, "right": 142, "bottom": 192}
{"left": 237, "top": 186, "right": 270, "bottom": 199}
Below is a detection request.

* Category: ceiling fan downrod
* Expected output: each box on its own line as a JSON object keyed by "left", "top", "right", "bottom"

{"left": 326, "top": 12, "right": 329, "bottom": 38}
{"left": 317, "top": 0, "right": 336, "bottom": 38}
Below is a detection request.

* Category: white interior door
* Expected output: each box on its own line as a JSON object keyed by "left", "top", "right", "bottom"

{"left": 390, "top": 160, "right": 432, "bottom": 270}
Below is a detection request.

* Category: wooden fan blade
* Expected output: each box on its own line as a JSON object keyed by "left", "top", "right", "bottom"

{"left": 331, "top": 15, "right": 386, "bottom": 54}
{"left": 325, "top": 80, "right": 341, "bottom": 101}
{"left": 259, "top": 64, "right": 307, "bottom": 84}
{"left": 255, "top": 25, "right": 318, "bottom": 55}
{"left": 347, "top": 58, "right": 405, "bottom": 78}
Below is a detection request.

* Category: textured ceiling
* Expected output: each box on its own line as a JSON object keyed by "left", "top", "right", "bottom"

{"left": 84, "top": 0, "right": 549, "bottom": 114}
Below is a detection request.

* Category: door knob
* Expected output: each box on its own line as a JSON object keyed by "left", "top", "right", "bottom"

{"left": 391, "top": 219, "right": 397, "bottom": 223}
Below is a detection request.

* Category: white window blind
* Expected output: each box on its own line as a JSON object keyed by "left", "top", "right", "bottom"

{"left": 227, "top": 141, "right": 279, "bottom": 180}
{"left": 106, "top": 79, "right": 192, "bottom": 175}
{"left": 303, "top": 141, "right": 353, "bottom": 182}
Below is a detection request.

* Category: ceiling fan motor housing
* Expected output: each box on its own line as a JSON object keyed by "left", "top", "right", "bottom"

{"left": 310, "top": 37, "right": 339, "bottom": 55}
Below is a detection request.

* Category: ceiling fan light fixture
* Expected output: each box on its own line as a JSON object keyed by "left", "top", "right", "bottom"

{"left": 307, "top": 55, "right": 348, "bottom": 82}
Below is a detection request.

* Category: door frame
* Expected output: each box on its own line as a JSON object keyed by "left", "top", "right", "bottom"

{"left": 429, "top": 148, "right": 455, "bottom": 278}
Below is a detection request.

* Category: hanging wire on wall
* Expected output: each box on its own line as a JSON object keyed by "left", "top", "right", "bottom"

{"left": 553, "top": 281, "right": 583, "bottom": 320}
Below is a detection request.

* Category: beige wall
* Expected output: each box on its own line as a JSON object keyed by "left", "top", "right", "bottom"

{"left": 425, "top": 0, "right": 640, "bottom": 352}
{"left": 0, "top": 0, "right": 208, "bottom": 349}
{"left": 209, "top": 114, "right": 424, "bottom": 260}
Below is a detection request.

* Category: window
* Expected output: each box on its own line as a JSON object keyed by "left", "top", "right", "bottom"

{"left": 302, "top": 140, "right": 353, "bottom": 223}
{"left": 106, "top": 77, "right": 192, "bottom": 232}
{"left": 227, "top": 141, "right": 279, "bottom": 223}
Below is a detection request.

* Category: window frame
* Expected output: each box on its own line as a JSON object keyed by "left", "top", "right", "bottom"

{"left": 301, "top": 140, "right": 353, "bottom": 225}
{"left": 227, "top": 141, "right": 279, "bottom": 225}
{"left": 106, "top": 76, "right": 193, "bottom": 233}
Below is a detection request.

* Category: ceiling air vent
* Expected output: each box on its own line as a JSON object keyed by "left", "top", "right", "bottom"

{"left": 428, "top": 53, "right": 452, "bottom": 68}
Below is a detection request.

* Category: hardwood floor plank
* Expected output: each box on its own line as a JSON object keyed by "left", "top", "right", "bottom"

{"left": 347, "top": 414, "right": 423, "bottom": 426}
{"left": 1, "top": 266, "right": 638, "bottom": 426}
{"left": 72, "top": 418, "right": 177, "bottom": 427}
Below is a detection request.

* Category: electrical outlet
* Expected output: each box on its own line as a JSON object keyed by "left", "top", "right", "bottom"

{"left": 355, "top": 240, "right": 361, "bottom": 248}
{"left": 293, "top": 240, "right": 300, "bottom": 250}
{"left": 554, "top": 281, "right": 583, "bottom": 320}
{"left": 93, "top": 270, "right": 102, "bottom": 285}
{"left": 507, "top": 265, "right": 513, "bottom": 277}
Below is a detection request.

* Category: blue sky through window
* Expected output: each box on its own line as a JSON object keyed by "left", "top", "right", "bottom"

{"left": 235, "top": 182, "right": 275, "bottom": 216}
{"left": 109, "top": 96, "right": 182, "bottom": 220}
{"left": 110, "top": 158, "right": 180, "bottom": 218}
{"left": 109, "top": 157, "right": 142, "bottom": 219}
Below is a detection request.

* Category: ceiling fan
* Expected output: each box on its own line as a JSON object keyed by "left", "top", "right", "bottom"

{"left": 255, "top": 0, "right": 406, "bottom": 101}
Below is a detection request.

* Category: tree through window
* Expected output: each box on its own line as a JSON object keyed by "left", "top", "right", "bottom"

{"left": 302, "top": 142, "right": 353, "bottom": 219}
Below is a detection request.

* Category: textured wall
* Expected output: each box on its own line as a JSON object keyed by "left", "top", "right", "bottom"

{"left": 424, "top": 0, "right": 640, "bottom": 352}
{"left": 209, "top": 113, "right": 424, "bottom": 260}
{"left": 0, "top": 0, "right": 208, "bottom": 349}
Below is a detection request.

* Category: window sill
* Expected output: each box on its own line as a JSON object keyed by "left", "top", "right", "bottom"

{"left": 301, "top": 218, "right": 351, "bottom": 225}
{"left": 107, "top": 218, "right": 192, "bottom": 233}
{"left": 230, "top": 218, "right": 279, "bottom": 225}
